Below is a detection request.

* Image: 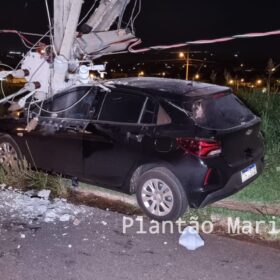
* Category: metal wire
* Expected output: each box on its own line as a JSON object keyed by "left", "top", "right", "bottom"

{"left": 78, "top": 0, "right": 98, "bottom": 26}
{"left": 33, "top": 87, "right": 93, "bottom": 114}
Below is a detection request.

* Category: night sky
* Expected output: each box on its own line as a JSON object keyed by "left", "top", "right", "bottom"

{"left": 0, "top": 0, "right": 280, "bottom": 63}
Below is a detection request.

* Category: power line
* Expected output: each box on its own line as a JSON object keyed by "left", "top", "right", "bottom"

{"left": 129, "top": 29, "right": 280, "bottom": 53}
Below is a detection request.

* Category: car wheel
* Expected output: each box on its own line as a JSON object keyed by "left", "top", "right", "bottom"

{"left": 136, "top": 167, "right": 188, "bottom": 221}
{"left": 0, "top": 135, "right": 22, "bottom": 170}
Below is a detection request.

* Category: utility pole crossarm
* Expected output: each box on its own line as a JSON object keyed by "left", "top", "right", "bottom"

{"left": 81, "top": 0, "right": 131, "bottom": 33}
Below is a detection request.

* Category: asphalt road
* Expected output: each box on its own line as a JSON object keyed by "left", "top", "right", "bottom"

{"left": 0, "top": 205, "right": 279, "bottom": 280}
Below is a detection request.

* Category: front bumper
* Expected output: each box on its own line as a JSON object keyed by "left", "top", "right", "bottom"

{"left": 189, "top": 157, "right": 264, "bottom": 208}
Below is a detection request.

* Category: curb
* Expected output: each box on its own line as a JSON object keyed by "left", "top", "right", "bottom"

{"left": 77, "top": 183, "right": 280, "bottom": 217}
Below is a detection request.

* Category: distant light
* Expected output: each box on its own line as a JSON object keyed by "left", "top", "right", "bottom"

{"left": 229, "top": 79, "right": 234, "bottom": 85}
{"left": 179, "top": 52, "right": 185, "bottom": 58}
{"left": 194, "top": 74, "right": 200, "bottom": 80}
{"left": 241, "top": 78, "right": 245, "bottom": 82}
{"left": 240, "top": 63, "right": 244, "bottom": 67}
{"left": 138, "top": 71, "right": 144, "bottom": 77}
{"left": 162, "top": 72, "right": 166, "bottom": 77}
{"left": 256, "top": 79, "right": 262, "bottom": 85}
{"left": 9, "top": 51, "right": 22, "bottom": 55}
{"left": 272, "top": 67, "right": 276, "bottom": 72}
{"left": 234, "top": 53, "right": 239, "bottom": 58}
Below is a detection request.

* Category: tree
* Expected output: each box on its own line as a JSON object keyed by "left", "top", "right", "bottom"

{"left": 210, "top": 70, "right": 217, "bottom": 84}
{"left": 224, "top": 69, "right": 232, "bottom": 84}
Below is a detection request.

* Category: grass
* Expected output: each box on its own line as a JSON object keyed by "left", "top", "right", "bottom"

{"left": 0, "top": 159, "right": 69, "bottom": 198}
{"left": 182, "top": 206, "right": 280, "bottom": 240}
{"left": 184, "top": 206, "right": 280, "bottom": 227}
{"left": 230, "top": 91, "right": 280, "bottom": 204}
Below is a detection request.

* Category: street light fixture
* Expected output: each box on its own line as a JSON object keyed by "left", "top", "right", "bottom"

{"left": 271, "top": 64, "right": 280, "bottom": 72}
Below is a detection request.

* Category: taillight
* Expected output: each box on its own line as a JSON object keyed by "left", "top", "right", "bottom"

{"left": 176, "top": 138, "right": 221, "bottom": 157}
{"left": 203, "top": 168, "right": 213, "bottom": 186}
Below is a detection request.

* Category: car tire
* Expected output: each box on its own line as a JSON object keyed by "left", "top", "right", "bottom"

{"left": 0, "top": 135, "right": 22, "bottom": 170}
{"left": 136, "top": 167, "right": 188, "bottom": 221}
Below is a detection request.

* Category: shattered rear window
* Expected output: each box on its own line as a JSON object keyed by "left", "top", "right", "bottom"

{"left": 184, "top": 93, "right": 255, "bottom": 129}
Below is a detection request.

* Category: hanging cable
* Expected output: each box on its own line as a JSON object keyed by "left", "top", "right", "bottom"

{"left": 131, "top": 0, "right": 142, "bottom": 34}
{"left": 117, "top": 0, "right": 130, "bottom": 30}
{"left": 0, "top": 30, "right": 38, "bottom": 48}
{"left": 78, "top": 0, "right": 98, "bottom": 26}
{"left": 18, "top": 31, "right": 50, "bottom": 38}
{"left": 33, "top": 87, "right": 93, "bottom": 114}
{"left": 125, "top": 0, "right": 138, "bottom": 31}
{"left": 15, "top": 30, "right": 51, "bottom": 70}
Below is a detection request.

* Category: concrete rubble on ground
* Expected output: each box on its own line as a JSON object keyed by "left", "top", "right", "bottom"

{"left": 0, "top": 184, "right": 88, "bottom": 224}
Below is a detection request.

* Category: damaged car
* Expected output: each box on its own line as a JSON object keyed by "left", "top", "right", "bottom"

{"left": 0, "top": 77, "right": 264, "bottom": 221}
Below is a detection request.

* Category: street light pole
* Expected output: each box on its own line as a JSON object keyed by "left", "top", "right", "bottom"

{"left": 179, "top": 51, "right": 189, "bottom": 80}
{"left": 185, "top": 51, "right": 189, "bottom": 81}
{"left": 178, "top": 50, "right": 208, "bottom": 81}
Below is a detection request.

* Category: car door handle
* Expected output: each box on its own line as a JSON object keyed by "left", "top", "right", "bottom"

{"left": 126, "top": 132, "right": 144, "bottom": 142}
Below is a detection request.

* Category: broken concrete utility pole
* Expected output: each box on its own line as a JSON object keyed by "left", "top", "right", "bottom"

{"left": 52, "top": 0, "right": 83, "bottom": 92}
{"left": 53, "top": 0, "right": 71, "bottom": 53}
{"left": 74, "top": 0, "right": 136, "bottom": 59}
{"left": 0, "top": 0, "right": 139, "bottom": 113}
{"left": 52, "top": 0, "right": 135, "bottom": 93}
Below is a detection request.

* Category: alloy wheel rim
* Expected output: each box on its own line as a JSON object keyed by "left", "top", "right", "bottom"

{"left": 141, "top": 179, "right": 174, "bottom": 216}
{"left": 0, "top": 142, "right": 19, "bottom": 169}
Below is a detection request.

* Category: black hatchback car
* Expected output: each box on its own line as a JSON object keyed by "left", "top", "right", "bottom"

{"left": 0, "top": 77, "right": 264, "bottom": 221}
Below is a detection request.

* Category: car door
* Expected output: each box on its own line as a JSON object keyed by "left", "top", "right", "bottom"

{"left": 82, "top": 89, "right": 155, "bottom": 188}
{"left": 18, "top": 86, "right": 97, "bottom": 178}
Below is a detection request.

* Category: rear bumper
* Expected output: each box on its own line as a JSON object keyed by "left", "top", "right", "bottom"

{"left": 189, "top": 157, "right": 264, "bottom": 208}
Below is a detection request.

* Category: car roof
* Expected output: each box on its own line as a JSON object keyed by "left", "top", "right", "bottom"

{"left": 109, "top": 77, "right": 231, "bottom": 97}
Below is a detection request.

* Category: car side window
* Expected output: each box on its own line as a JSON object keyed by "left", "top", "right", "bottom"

{"left": 40, "top": 86, "right": 98, "bottom": 119}
{"left": 139, "top": 98, "right": 171, "bottom": 125}
{"left": 140, "top": 98, "right": 157, "bottom": 124}
{"left": 98, "top": 91, "right": 146, "bottom": 123}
